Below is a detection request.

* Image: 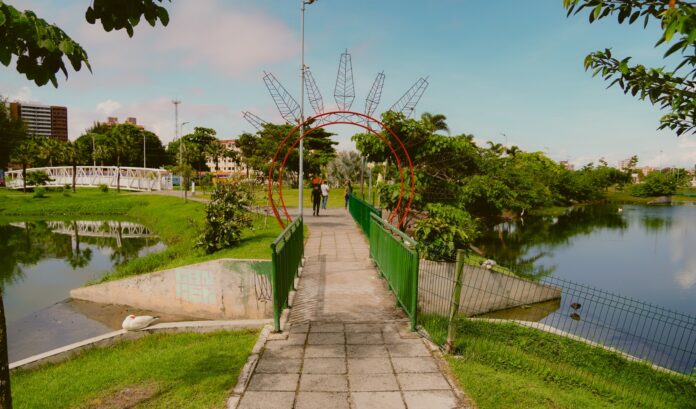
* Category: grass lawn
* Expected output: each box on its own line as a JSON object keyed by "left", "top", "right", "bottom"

{"left": 0, "top": 188, "right": 283, "bottom": 283}
{"left": 11, "top": 330, "right": 258, "bottom": 409}
{"left": 437, "top": 319, "right": 696, "bottom": 409}
{"left": 606, "top": 188, "right": 696, "bottom": 204}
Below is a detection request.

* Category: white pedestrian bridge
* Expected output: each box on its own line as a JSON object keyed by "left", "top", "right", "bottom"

{"left": 5, "top": 166, "right": 172, "bottom": 191}
{"left": 10, "top": 221, "right": 155, "bottom": 247}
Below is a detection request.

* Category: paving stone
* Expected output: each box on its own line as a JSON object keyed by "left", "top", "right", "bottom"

{"left": 403, "top": 390, "right": 459, "bottom": 409}
{"left": 285, "top": 333, "right": 308, "bottom": 345}
{"left": 302, "top": 358, "right": 346, "bottom": 374}
{"left": 237, "top": 391, "right": 295, "bottom": 409}
{"left": 295, "top": 392, "right": 350, "bottom": 409}
{"left": 263, "top": 343, "right": 304, "bottom": 359}
{"left": 345, "top": 323, "right": 387, "bottom": 333}
{"left": 290, "top": 323, "right": 309, "bottom": 333}
{"left": 351, "top": 391, "right": 406, "bottom": 409}
{"left": 347, "top": 344, "right": 388, "bottom": 358}
{"left": 310, "top": 322, "right": 344, "bottom": 332}
{"left": 247, "top": 373, "right": 299, "bottom": 391}
{"left": 386, "top": 341, "right": 430, "bottom": 357}
{"left": 299, "top": 374, "right": 349, "bottom": 392}
{"left": 391, "top": 357, "right": 440, "bottom": 373}
{"left": 255, "top": 358, "right": 302, "bottom": 374}
{"left": 348, "top": 373, "right": 399, "bottom": 392}
{"left": 396, "top": 373, "right": 451, "bottom": 390}
{"left": 308, "top": 332, "right": 345, "bottom": 345}
{"left": 346, "top": 332, "right": 383, "bottom": 345}
{"left": 347, "top": 357, "right": 393, "bottom": 374}
{"left": 304, "top": 344, "right": 346, "bottom": 358}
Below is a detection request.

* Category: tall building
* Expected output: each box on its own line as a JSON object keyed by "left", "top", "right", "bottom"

{"left": 8, "top": 102, "right": 68, "bottom": 141}
{"left": 101, "top": 116, "right": 144, "bottom": 129}
{"left": 205, "top": 139, "right": 251, "bottom": 175}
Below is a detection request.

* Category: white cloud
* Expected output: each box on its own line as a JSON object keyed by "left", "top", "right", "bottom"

{"left": 96, "top": 99, "right": 121, "bottom": 116}
{"left": 675, "top": 270, "right": 696, "bottom": 289}
{"left": 6, "top": 86, "right": 35, "bottom": 103}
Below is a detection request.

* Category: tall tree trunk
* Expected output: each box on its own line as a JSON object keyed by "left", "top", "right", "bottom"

{"left": 21, "top": 164, "right": 26, "bottom": 193}
{"left": 116, "top": 155, "right": 121, "bottom": 193}
{"left": 72, "top": 163, "right": 77, "bottom": 192}
{"left": 0, "top": 292, "right": 13, "bottom": 409}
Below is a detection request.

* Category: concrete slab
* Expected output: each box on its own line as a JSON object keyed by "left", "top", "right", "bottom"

{"left": 348, "top": 374, "right": 399, "bottom": 392}
{"left": 347, "top": 357, "right": 393, "bottom": 374}
{"left": 299, "top": 374, "right": 349, "bottom": 392}
{"left": 351, "top": 392, "right": 406, "bottom": 409}
{"left": 237, "top": 391, "right": 295, "bottom": 409}
{"left": 302, "top": 358, "right": 347, "bottom": 374}
{"left": 255, "top": 358, "right": 302, "bottom": 374}
{"left": 307, "top": 332, "right": 345, "bottom": 345}
{"left": 391, "top": 357, "right": 440, "bottom": 373}
{"left": 295, "top": 392, "right": 350, "bottom": 409}
{"left": 347, "top": 344, "right": 388, "bottom": 358}
{"left": 347, "top": 332, "right": 383, "bottom": 345}
{"left": 386, "top": 341, "right": 431, "bottom": 357}
{"left": 402, "top": 390, "right": 459, "bottom": 409}
{"left": 304, "top": 344, "right": 346, "bottom": 358}
{"left": 396, "top": 373, "right": 451, "bottom": 390}
{"left": 246, "top": 373, "right": 299, "bottom": 391}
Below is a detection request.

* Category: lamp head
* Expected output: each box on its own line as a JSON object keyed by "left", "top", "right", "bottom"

{"left": 304, "top": 0, "right": 315, "bottom": 4}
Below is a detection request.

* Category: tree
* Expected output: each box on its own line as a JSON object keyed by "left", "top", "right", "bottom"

{"left": 326, "top": 151, "right": 362, "bottom": 186}
{"left": 197, "top": 182, "right": 253, "bottom": 254}
{"left": 61, "top": 141, "right": 87, "bottom": 192}
{"left": 235, "top": 133, "right": 260, "bottom": 178}
{"left": 420, "top": 112, "right": 450, "bottom": 134}
{"left": 564, "top": 0, "right": 696, "bottom": 135}
{"left": 105, "top": 124, "right": 139, "bottom": 192}
{"left": 167, "top": 127, "right": 218, "bottom": 171}
{"left": 0, "top": 98, "right": 27, "bottom": 171}
{"left": 205, "top": 140, "right": 228, "bottom": 172}
{"left": 35, "top": 137, "right": 64, "bottom": 167}
{"left": 0, "top": 1, "right": 169, "bottom": 87}
{"left": 10, "top": 137, "right": 38, "bottom": 192}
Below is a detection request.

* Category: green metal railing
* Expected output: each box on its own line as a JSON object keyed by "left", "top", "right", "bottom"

{"left": 270, "top": 216, "right": 304, "bottom": 331}
{"left": 349, "top": 193, "right": 381, "bottom": 236}
{"left": 368, "top": 213, "right": 419, "bottom": 330}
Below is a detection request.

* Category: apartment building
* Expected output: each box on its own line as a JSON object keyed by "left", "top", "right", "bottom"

{"left": 8, "top": 102, "right": 68, "bottom": 141}
{"left": 206, "top": 139, "right": 251, "bottom": 175}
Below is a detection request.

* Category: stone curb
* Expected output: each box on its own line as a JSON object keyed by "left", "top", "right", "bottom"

{"left": 10, "top": 319, "right": 272, "bottom": 371}
{"left": 227, "top": 325, "right": 273, "bottom": 409}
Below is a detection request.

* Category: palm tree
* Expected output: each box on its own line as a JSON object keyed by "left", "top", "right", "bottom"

{"left": 61, "top": 141, "right": 85, "bottom": 192}
{"left": 486, "top": 141, "right": 505, "bottom": 157}
{"left": 421, "top": 112, "right": 450, "bottom": 134}
{"left": 10, "top": 138, "right": 38, "bottom": 192}
{"left": 105, "top": 125, "right": 137, "bottom": 193}
{"left": 205, "top": 140, "right": 227, "bottom": 171}
{"left": 35, "top": 137, "right": 63, "bottom": 167}
{"left": 505, "top": 145, "right": 521, "bottom": 157}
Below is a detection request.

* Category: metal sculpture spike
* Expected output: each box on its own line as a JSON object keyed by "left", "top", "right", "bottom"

{"left": 241, "top": 111, "right": 269, "bottom": 132}
{"left": 364, "top": 71, "right": 385, "bottom": 117}
{"left": 262, "top": 71, "right": 301, "bottom": 123}
{"left": 389, "top": 77, "right": 429, "bottom": 117}
{"left": 304, "top": 67, "right": 324, "bottom": 115}
{"left": 334, "top": 49, "right": 355, "bottom": 111}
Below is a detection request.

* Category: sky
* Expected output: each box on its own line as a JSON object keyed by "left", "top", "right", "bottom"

{"left": 1, "top": 0, "right": 695, "bottom": 169}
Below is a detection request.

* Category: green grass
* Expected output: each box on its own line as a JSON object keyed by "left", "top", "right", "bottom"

{"left": 11, "top": 330, "right": 258, "bottom": 409}
{"left": 0, "top": 188, "right": 283, "bottom": 283}
{"left": 606, "top": 188, "right": 696, "bottom": 204}
{"left": 433, "top": 318, "right": 696, "bottom": 409}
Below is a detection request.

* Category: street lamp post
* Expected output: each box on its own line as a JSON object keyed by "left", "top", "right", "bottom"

{"left": 299, "top": 0, "right": 315, "bottom": 217}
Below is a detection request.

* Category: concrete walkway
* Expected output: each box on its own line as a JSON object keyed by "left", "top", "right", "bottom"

{"left": 237, "top": 208, "right": 467, "bottom": 409}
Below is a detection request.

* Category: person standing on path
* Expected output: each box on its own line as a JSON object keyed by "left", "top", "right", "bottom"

{"left": 320, "top": 180, "right": 329, "bottom": 210}
{"left": 344, "top": 180, "right": 352, "bottom": 209}
{"left": 311, "top": 184, "right": 322, "bottom": 216}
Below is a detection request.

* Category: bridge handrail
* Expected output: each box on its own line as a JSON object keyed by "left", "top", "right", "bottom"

{"left": 4, "top": 166, "right": 172, "bottom": 192}
{"left": 270, "top": 216, "right": 304, "bottom": 332}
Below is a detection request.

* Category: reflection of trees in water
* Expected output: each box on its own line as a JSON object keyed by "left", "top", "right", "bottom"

{"left": 640, "top": 215, "right": 673, "bottom": 233}
{"left": 477, "top": 205, "right": 628, "bottom": 279}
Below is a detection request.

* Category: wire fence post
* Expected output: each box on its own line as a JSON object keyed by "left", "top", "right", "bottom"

{"left": 445, "top": 249, "right": 466, "bottom": 354}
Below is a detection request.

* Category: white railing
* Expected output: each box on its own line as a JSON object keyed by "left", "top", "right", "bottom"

{"left": 4, "top": 166, "right": 173, "bottom": 191}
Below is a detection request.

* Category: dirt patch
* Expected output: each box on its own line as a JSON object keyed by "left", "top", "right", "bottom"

{"left": 79, "top": 382, "right": 161, "bottom": 409}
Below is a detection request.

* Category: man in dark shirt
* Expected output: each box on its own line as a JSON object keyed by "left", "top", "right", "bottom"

{"left": 311, "top": 184, "right": 322, "bottom": 216}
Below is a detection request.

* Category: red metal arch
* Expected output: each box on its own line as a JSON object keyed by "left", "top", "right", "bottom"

{"left": 267, "top": 110, "right": 415, "bottom": 229}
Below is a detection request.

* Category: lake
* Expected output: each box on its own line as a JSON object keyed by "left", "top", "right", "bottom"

{"left": 477, "top": 204, "right": 696, "bottom": 316}
{"left": 0, "top": 220, "right": 164, "bottom": 361}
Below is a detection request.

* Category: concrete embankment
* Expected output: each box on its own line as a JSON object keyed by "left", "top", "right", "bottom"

{"left": 71, "top": 259, "right": 273, "bottom": 320}
{"left": 419, "top": 260, "right": 561, "bottom": 316}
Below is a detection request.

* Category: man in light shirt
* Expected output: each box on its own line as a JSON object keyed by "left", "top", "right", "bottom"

{"left": 320, "top": 180, "right": 329, "bottom": 210}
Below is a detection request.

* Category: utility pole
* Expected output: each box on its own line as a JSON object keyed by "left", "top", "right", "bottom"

{"left": 172, "top": 99, "right": 182, "bottom": 198}
{"left": 298, "top": 0, "right": 315, "bottom": 217}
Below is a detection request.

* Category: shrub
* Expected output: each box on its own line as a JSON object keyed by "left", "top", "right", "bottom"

{"left": 25, "top": 170, "right": 53, "bottom": 186}
{"left": 630, "top": 171, "right": 686, "bottom": 197}
{"left": 197, "top": 182, "right": 253, "bottom": 254}
{"left": 98, "top": 183, "right": 109, "bottom": 193}
{"left": 414, "top": 203, "right": 479, "bottom": 261}
{"left": 63, "top": 184, "right": 71, "bottom": 190}
{"left": 33, "top": 187, "right": 47, "bottom": 198}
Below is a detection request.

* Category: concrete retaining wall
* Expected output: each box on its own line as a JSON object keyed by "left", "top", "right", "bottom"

{"left": 419, "top": 260, "right": 561, "bottom": 316}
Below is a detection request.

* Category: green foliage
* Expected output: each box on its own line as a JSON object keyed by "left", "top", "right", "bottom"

{"left": 0, "top": 98, "right": 27, "bottom": 170}
{"left": 564, "top": 0, "right": 696, "bottom": 135}
{"left": 631, "top": 169, "right": 688, "bottom": 197}
{"left": 97, "top": 184, "right": 108, "bottom": 193}
{"left": 73, "top": 124, "right": 168, "bottom": 168}
{"left": 0, "top": 1, "right": 169, "bottom": 87}
{"left": 32, "top": 186, "right": 46, "bottom": 199}
{"left": 167, "top": 127, "right": 218, "bottom": 171}
{"left": 24, "top": 170, "right": 52, "bottom": 186}
{"left": 414, "top": 203, "right": 478, "bottom": 260}
{"left": 326, "top": 151, "right": 361, "bottom": 185}
{"left": 197, "top": 182, "right": 254, "bottom": 254}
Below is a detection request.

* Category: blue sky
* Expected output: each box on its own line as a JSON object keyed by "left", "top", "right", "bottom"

{"left": 2, "top": 0, "right": 695, "bottom": 168}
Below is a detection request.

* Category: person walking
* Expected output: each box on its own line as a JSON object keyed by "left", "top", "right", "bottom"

{"left": 312, "top": 184, "right": 322, "bottom": 216}
{"left": 344, "top": 180, "right": 352, "bottom": 209}
{"left": 320, "top": 179, "right": 329, "bottom": 210}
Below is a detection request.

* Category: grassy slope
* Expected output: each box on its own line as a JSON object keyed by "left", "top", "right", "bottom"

{"left": 440, "top": 319, "right": 696, "bottom": 409}
{"left": 0, "top": 189, "right": 283, "bottom": 283}
{"left": 607, "top": 187, "right": 696, "bottom": 204}
{"left": 11, "top": 330, "right": 258, "bottom": 409}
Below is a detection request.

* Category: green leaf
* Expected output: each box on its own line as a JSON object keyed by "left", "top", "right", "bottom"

{"left": 0, "top": 11, "right": 5, "bottom": 26}
{"left": 58, "top": 39, "right": 74, "bottom": 55}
